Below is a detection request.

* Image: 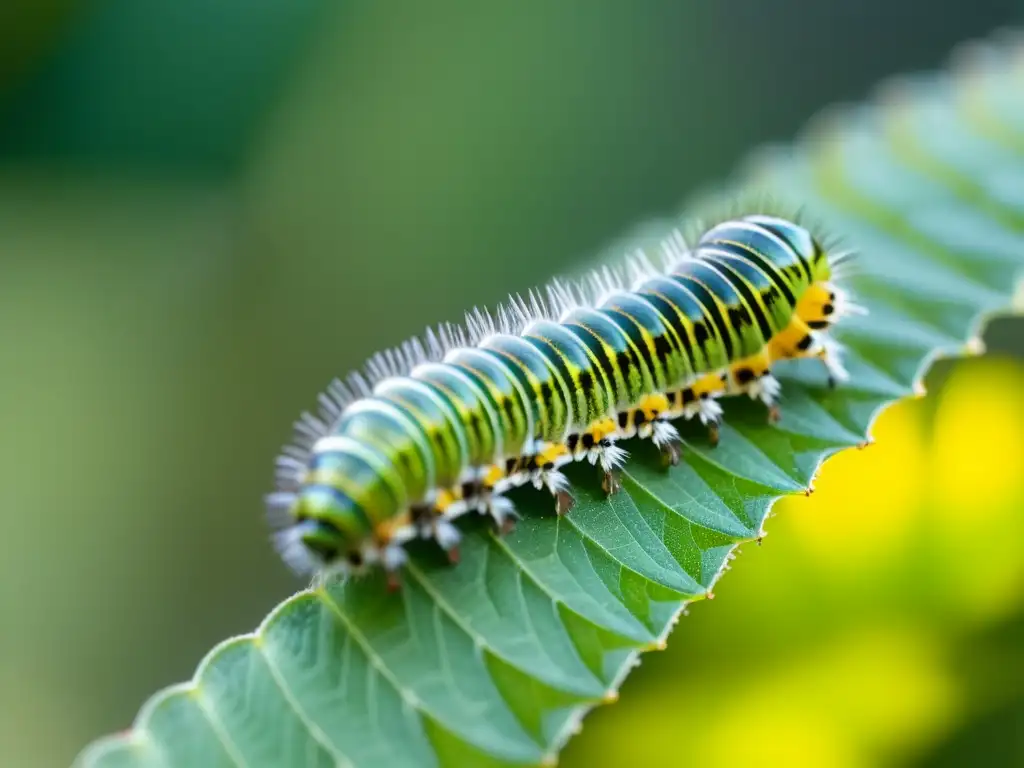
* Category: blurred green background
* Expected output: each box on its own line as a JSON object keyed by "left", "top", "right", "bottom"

{"left": 1, "top": 2, "right": 1022, "bottom": 767}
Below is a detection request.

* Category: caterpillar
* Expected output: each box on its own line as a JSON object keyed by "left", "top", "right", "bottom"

{"left": 266, "top": 212, "right": 864, "bottom": 588}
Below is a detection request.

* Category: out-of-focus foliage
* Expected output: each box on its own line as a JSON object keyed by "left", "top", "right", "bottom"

{"left": 0, "top": 0, "right": 325, "bottom": 171}
{"left": 0, "top": 0, "right": 78, "bottom": 91}
{"left": 2, "top": 3, "right": 1022, "bottom": 768}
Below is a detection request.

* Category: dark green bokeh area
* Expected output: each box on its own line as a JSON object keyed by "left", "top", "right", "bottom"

{"left": 1, "top": 3, "right": 1021, "bottom": 767}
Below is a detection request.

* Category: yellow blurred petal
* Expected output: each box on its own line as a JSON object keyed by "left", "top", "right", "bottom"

{"left": 928, "top": 357, "right": 1024, "bottom": 622}
{"left": 801, "top": 628, "right": 958, "bottom": 755}
{"left": 700, "top": 628, "right": 955, "bottom": 766}
{"left": 784, "top": 401, "right": 926, "bottom": 567}
{"left": 564, "top": 628, "right": 955, "bottom": 768}
{"left": 690, "top": 694, "right": 862, "bottom": 768}
{"left": 930, "top": 357, "right": 1024, "bottom": 515}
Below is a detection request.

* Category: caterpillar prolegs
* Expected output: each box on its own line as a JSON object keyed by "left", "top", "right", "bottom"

{"left": 267, "top": 213, "right": 864, "bottom": 587}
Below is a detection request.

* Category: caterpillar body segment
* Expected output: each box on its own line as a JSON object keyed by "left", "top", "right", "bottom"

{"left": 268, "top": 213, "right": 863, "bottom": 585}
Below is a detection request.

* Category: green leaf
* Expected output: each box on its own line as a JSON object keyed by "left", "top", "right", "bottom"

{"left": 76, "top": 32, "right": 1024, "bottom": 768}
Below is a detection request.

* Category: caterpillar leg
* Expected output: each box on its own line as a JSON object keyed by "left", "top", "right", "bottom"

{"left": 657, "top": 428, "right": 683, "bottom": 466}
{"left": 665, "top": 374, "right": 727, "bottom": 446}
{"left": 728, "top": 350, "right": 781, "bottom": 423}
{"left": 814, "top": 334, "right": 849, "bottom": 387}
{"left": 618, "top": 393, "right": 682, "bottom": 465}
{"left": 569, "top": 418, "right": 628, "bottom": 495}
{"left": 497, "top": 442, "right": 576, "bottom": 514}
{"left": 470, "top": 464, "right": 519, "bottom": 533}
{"left": 486, "top": 495, "right": 519, "bottom": 532}
{"left": 531, "top": 464, "right": 573, "bottom": 513}
{"left": 526, "top": 441, "right": 576, "bottom": 514}
{"left": 462, "top": 483, "right": 519, "bottom": 532}
{"left": 433, "top": 518, "right": 463, "bottom": 563}
{"left": 411, "top": 491, "right": 463, "bottom": 565}
{"left": 380, "top": 537, "right": 412, "bottom": 592}
{"left": 690, "top": 374, "right": 728, "bottom": 443}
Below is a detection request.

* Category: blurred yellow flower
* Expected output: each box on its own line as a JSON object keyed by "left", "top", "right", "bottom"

{"left": 784, "top": 400, "right": 926, "bottom": 568}
{"left": 929, "top": 357, "right": 1024, "bottom": 624}
{"left": 570, "top": 628, "right": 955, "bottom": 768}
{"left": 930, "top": 357, "right": 1024, "bottom": 516}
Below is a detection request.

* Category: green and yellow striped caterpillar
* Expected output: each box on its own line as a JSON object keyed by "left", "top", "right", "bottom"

{"left": 266, "top": 212, "right": 863, "bottom": 588}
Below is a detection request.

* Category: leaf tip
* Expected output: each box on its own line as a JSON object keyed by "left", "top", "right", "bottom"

{"left": 645, "top": 637, "right": 669, "bottom": 652}
{"left": 965, "top": 336, "right": 987, "bottom": 356}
